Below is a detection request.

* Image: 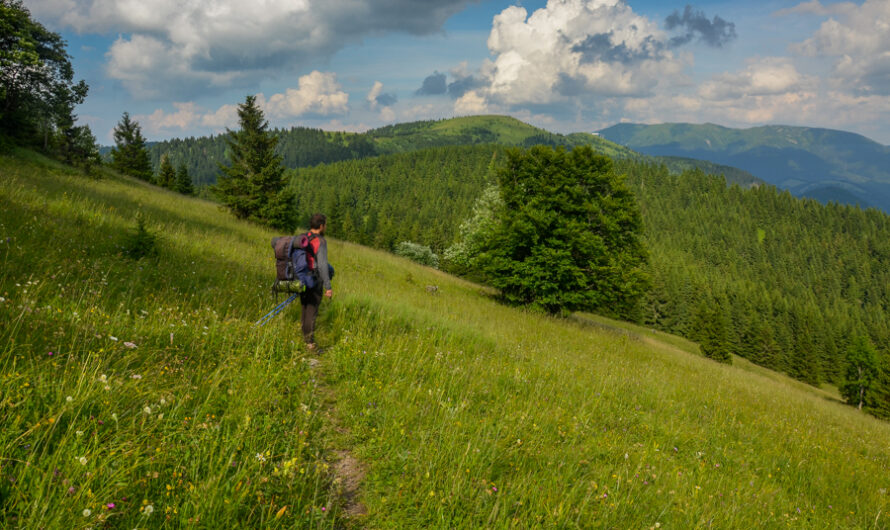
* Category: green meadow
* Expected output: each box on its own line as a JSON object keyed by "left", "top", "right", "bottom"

{"left": 2, "top": 150, "right": 889, "bottom": 528}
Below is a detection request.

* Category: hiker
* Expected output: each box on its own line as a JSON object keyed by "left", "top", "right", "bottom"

{"left": 301, "top": 213, "right": 333, "bottom": 350}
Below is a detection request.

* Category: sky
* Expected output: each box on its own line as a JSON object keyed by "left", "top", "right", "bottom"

{"left": 24, "top": 0, "right": 890, "bottom": 145}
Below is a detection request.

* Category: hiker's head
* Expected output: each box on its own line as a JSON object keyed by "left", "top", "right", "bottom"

{"left": 310, "top": 213, "right": 327, "bottom": 233}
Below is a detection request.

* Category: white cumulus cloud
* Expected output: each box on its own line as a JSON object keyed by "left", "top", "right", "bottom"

{"left": 458, "top": 0, "right": 687, "bottom": 113}
{"left": 793, "top": 0, "right": 890, "bottom": 95}
{"left": 265, "top": 71, "right": 349, "bottom": 118}
{"left": 29, "top": 0, "right": 477, "bottom": 99}
{"left": 699, "top": 58, "right": 811, "bottom": 100}
{"left": 136, "top": 71, "right": 348, "bottom": 135}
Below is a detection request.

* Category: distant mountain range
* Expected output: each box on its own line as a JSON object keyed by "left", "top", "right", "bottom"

{"left": 103, "top": 116, "right": 761, "bottom": 188}
{"left": 597, "top": 123, "right": 890, "bottom": 212}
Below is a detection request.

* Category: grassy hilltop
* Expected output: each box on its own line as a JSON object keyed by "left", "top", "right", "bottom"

{"left": 2, "top": 150, "right": 890, "bottom": 528}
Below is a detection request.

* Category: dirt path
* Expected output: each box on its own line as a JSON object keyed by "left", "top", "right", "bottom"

{"left": 305, "top": 353, "right": 369, "bottom": 525}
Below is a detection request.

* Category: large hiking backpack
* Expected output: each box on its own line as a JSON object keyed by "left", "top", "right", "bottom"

{"left": 271, "top": 234, "right": 317, "bottom": 290}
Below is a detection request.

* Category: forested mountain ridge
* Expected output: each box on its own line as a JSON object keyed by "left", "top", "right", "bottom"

{"left": 290, "top": 145, "right": 890, "bottom": 417}
{"left": 598, "top": 122, "right": 890, "bottom": 212}
{"left": 128, "top": 115, "right": 761, "bottom": 188}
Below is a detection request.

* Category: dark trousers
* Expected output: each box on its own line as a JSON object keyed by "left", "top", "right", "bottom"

{"left": 300, "top": 287, "right": 323, "bottom": 344}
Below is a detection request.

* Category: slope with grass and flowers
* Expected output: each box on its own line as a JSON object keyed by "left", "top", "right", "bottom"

{"left": 1, "top": 149, "right": 889, "bottom": 528}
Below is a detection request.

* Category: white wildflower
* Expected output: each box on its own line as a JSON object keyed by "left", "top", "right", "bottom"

{"left": 76, "top": 430, "right": 84, "bottom": 437}
{"left": 144, "top": 504, "right": 154, "bottom": 516}
{"left": 131, "top": 374, "right": 142, "bottom": 380}
{"left": 66, "top": 396, "right": 73, "bottom": 402}
{"left": 256, "top": 453, "right": 266, "bottom": 462}
{"left": 123, "top": 342, "right": 137, "bottom": 349}
{"left": 78, "top": 456, "right": 87, "bottom": 465}
{"left": 104, "top": 385, "right": 111, "bottom": 391}
{"left": 159, "top": 398, "right": 166, "bottom": 405}
{"left": 82, "top": 508, "right": 91, "bottom": 517}
{"left": 112, "top": 413, "right": 118, "bottom": 422}
{"left": 143, "top": 406, "right": 151, "bottom": 415}
{"left": 98, "top": 374, "right": 107, "bottom": 383}
{"left": 109, "top": 336, "right": 118, "bottom": 341}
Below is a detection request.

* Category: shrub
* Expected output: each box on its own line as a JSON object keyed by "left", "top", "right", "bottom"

{"left": 394, "top": 241, "right": 439, "bottom": 268}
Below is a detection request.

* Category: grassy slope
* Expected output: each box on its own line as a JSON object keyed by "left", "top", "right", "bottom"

{"left": 2, "top": 151, "right": 890, "bottom": 528}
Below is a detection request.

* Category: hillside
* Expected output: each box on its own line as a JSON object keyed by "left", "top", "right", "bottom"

{"left": 139, "top": 115, "right": 760, "bottom": 188}
{"left": 598, "top": 122, "right": 890, "bottom": 212}
{"left": 289, "top": 146, "right": 890, "bottom": 413}
{"left": 3, "top": 149, "right": 890, "bottom": 527}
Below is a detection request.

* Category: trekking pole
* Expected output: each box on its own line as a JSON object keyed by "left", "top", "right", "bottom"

{"left": 254, "top": 293, "right": 299, "bottom": 327}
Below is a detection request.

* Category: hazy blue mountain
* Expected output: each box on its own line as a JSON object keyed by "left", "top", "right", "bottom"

{"left": 597, "top": 123, "right": 890, "bottom": 211}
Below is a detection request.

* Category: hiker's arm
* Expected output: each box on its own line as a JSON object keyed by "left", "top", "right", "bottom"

{"left": 316, "top": 238, "right": 332, "bottom": 291}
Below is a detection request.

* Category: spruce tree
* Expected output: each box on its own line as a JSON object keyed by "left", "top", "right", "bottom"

{"left": 110, "top": 112, "right": 152, "bottom": 180}
{"left": 157, "top": 154, "right": 175, "bottom": 189}
{"left": 174, "top": 163, "right": 194, "bottom": 195}
{"left": 213, "top": 95, "right": 295, "bottom": 229}
{"left": 475, "top": 145, "right": 649, "bottom": 317}
{"left": 841, "top": 335, "right": 879, "bottom": 410}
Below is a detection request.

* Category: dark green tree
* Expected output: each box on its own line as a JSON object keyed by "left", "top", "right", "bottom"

{"left": 157, "top": 154, "right": 176, "bottom": 189}
{"left": 174, "top": 162, "right": 194, "bottom": 195}
{"left": 110, "top": 112, "right": 152, "bottom": 180}
{"left": 54, "top": 124, "right": 100, "bottom": 173}
{"left": 213, "top": 95, "right": 295, "bottom": 229}
{"left": 476, "top": 145, "right": 649, "bottom": 317}
{"left": 1, "top": 0, "right": 88, "bottom": 148}
{"left": 841, "top": 335, "right": 879, "bottom": 410}
{"left": 693, "top": 302, "right": 732, "bottom": 363}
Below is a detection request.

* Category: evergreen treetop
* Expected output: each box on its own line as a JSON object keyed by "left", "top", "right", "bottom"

{"left": 111, "top": 112, "right": 152, "bottom": 181}
{"left": 213, "top": 95, "right": 295, "bottom": 229}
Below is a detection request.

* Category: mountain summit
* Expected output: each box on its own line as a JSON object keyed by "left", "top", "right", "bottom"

{"left": 598, "top": 123, "right": 890, "bottom": 212}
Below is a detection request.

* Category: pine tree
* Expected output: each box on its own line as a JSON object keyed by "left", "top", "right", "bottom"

{"left": 213, "top": 95, "right": 296, "bottom": 229}
{"left": 110, "top": 112, "right": 152, "bottom": 180}
{"left": 694, "top": 302, "right": 732, "bottom": 363}
{"left": 157, "top": 154, "right": 176, "bottom": 189}
{"left": 174, "top": 163, "right": 194, "bottom": 195}
{"left": 841, "top": 335, "right": 879, "bottom": 410}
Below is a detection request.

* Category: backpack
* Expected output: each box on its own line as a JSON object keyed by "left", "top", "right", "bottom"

{"left": 271, "top": 234, "right": 317, "bottom": 290}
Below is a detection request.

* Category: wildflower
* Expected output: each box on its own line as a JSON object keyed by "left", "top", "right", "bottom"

{"left": 99, "top": 374, "right": 107, "bottom": 383}
{"left": 624, "top": 453, "right": 629, "bottom": 460}
{"left": 78, "top": 456, "right": 87, "bottom": 466}
{"left": 256, "top": 453, "right": 266, "bottom": 462}
{"left": 144, "top": 406, "right": 152, "bottom": 414}
{"left": 144, "top": 505, "right": 154, "bottom": 516}
{"left": 66, "top": 396, "right": 73, "bottom": 402}
{"left": 107, "top": 502, "right": 115, "bottom": 509}
{"left": 109, "top": 336, "right": 118, "bottom": 341}
{"left": 104, "top": 385, "right": 111, "bottom": 391}
{"left": 124, "top": 342, "right": 137, "bottom": 349}
{"left": 82, "top": 509, "right": 91, "bottom": 517}
{"left": 159, "top": 398, "right": 166, "bottom": 405}
{"left": 48, "top": 351, "right": 54, "bottom": 356}
{"left": 131, "top": 374, "right": 142, "bottom": 380}
{"left": 76, "top": 430, "right": 84, "bottom": 437}
{"left": 112, "top": 413, "right": 118, "bottom": 422}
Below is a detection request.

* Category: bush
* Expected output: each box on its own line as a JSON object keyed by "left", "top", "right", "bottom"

{"left": 394, "top": 241, "right": 439, "bottom": 268}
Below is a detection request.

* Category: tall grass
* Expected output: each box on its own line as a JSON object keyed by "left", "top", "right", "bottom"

{"left": 2, "top": 150, "right": 889, "bottom": 528}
